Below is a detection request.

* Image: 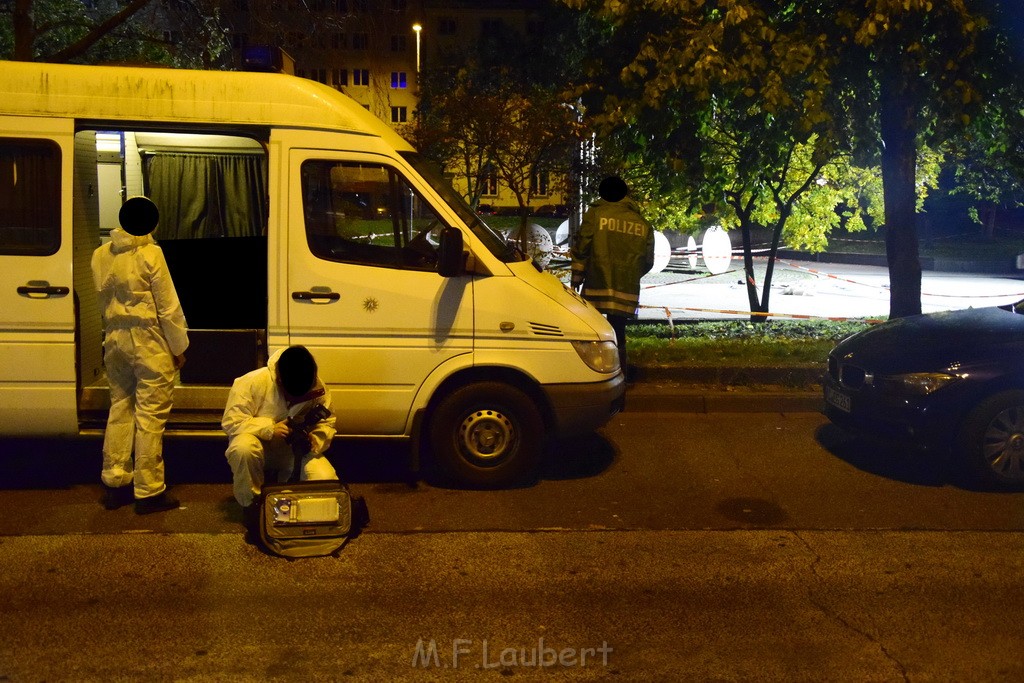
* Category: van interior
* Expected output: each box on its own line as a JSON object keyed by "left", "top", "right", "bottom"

{"left": 76, "top": 128, "right": 269, "bottom": 429}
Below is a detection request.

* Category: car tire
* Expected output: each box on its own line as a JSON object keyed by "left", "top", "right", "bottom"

{"left": 429, "top": 382, "right": 543, "bottom": 488}
{"left": 957, "top": 390, "right": 1024, "bottom": 489}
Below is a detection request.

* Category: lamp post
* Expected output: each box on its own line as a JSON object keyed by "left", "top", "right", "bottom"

{"left": 412, "top": 23, "right": 422, "bottom": 75}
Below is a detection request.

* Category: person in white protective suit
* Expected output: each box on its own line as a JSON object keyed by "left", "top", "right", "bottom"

{"left": 91, "top": 196, "right": 188, "bottom": 515}
{"left": 222, "top": 345, "right": 338, "bottom": 517}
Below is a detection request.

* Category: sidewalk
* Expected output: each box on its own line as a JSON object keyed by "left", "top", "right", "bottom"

{"left": 625, "top": 364, "right": 824, "bottom": 413}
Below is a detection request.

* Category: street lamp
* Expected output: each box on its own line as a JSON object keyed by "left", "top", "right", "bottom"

{"left": 412, "top": 23, "right": 422, "bottom": 75}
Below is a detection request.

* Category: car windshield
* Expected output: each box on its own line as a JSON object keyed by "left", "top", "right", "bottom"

{"left": 400, "top": 151, "right": 523, "bottom": 264}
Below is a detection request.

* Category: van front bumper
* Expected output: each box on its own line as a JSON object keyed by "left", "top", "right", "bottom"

{"left": 544, "top": 372, "right": 625, "bottom": 436}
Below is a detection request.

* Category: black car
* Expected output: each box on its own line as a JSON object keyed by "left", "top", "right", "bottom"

{"left": 822, "top": 303, "right": 1024, "bottom": 488}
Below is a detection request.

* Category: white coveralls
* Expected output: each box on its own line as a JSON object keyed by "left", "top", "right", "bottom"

{"left": 222, "top": 349, "right": 339, "bottom": 507}
{"left": 91, "top": 228, "right": 189, "bottom": 499}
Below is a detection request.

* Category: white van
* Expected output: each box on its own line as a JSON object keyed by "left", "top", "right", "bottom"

{"left": 0, "top": 59, "right": 624, "bottom": 487}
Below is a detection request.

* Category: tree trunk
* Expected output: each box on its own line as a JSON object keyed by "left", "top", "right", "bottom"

{"left": 880, "top": 67, "right": 922, "bottom": 319}
{"left": 740, "top": 220, "right": 764, "bottom": 323}
{"left": 13, "top": 0, "right": 34, "bottom": 61}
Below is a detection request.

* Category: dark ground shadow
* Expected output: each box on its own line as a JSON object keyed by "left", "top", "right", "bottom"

{"left": 0, "top": 430, "right": 616, "bottom": 492}
{"left": 410, "top": 430, "right": 618, "bottom": 491}
{"left": 814, "top": 423, "right": 984, "bottom": 490}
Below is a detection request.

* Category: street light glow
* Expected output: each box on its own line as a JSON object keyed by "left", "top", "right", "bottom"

{"left": 412, "top": 23, "right": 422, "bottom": 74}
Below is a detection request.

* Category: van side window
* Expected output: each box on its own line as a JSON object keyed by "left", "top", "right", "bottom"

{"left": 301, "top": 160, "right": 443, "bottom": 270}
{"left": 0, "top": 139, "right": 61, "bottom": 256}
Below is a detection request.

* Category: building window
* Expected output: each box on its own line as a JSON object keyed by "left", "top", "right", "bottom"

{"left": 391, "top": 34, "right": 407, "bottom": 52}
{"left": 391, "top": 72, "right": 407, "bottom": 88}
{"left": 391, "top": 106, "right": 407, "bottom": 123}
{"left": 0, "top": 138, "right": 62, "bottom": 256}
{"left": 481, "top": 171, "right": 498, "bottom": 197}
{"left": 439, "top": 17, "right": 457, "bottom": 35}
{"left": 332, "top": 68, "right": 348, "bottom": 87}
{"left": 306, "top": 68, "right": 327, "bottom": 84}
{"left": 352, "top": 33, "right": 369, "bottom": 50}
{"left": 531, "top": 171, "right": 550, "bottom": 197}
{"left": 353, "top": 69, "right": 370, "bottom": 86}
{"left": 481, "top": 19, "right": 504, "bottom": 38}
{"left": 331, "top": 32, "right": 346, "bottom": 50}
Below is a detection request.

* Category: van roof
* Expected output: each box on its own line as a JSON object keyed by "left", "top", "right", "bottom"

{"left": 0, "top": 60, "right": 413, "bottom": 150}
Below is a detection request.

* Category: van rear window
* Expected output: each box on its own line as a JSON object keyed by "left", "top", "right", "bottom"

{"left": 0, "top": 139, "right": 61, "bottom": 256}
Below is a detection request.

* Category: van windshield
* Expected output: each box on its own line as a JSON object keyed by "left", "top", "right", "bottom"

{"left": 401, "top": 152, "right": 522, "bottom": 264}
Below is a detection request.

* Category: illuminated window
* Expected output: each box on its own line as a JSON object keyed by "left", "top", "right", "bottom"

{"left": 391, "top": 72, "right": 407, "bottom": 88}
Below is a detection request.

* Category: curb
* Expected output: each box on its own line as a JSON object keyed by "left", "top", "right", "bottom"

{"left": 626, "top": 365, "right": 824, "bottom": 413}
{"left": 625, "top": 385, "right": 823, "bottom": 414}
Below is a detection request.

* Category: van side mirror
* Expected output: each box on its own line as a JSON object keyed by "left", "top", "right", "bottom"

{"left": 437, "top": 227, "right": 465, "bottom": 277}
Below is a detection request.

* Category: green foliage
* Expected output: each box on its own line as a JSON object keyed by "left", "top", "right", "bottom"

{"left": 629, "top": 319, "right": 871, "bottom": 342}
{"left": 1, "top": 0, "right": 230, "bottom": 67}
{"left": 626, "top": 319, "right": 872, "bottom": 368}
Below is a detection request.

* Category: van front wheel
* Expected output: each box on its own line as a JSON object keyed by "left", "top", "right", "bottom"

{"left": 429, "top": 382, "right": 543, "bottom": 488}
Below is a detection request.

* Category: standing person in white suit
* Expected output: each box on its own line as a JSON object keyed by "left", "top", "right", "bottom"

{"left": 91, "top": 196, "right": 188, "bottom": 514}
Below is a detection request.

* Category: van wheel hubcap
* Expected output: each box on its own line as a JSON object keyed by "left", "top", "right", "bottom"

{"left": 459, "top": 409, "right": 514, "bottom": 463}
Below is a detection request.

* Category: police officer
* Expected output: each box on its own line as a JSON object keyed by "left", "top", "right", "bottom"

{"left": 570, "top": 176, "right": 655, "bottom": 379}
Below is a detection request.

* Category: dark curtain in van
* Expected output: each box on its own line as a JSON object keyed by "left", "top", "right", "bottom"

{"left": 0, "top": 140, "right": 61, "bottom": 255}
{"left": 143, "top": 153, "right": 268, "bottom": 239}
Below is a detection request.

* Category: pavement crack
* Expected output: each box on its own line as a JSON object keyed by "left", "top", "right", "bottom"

{"left": 792, "top": 531, "right": 910, "bottom": 683}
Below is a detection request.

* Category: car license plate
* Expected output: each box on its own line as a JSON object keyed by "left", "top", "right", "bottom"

{"left": 825, "top": 385, "right": 851, "bottom": 413}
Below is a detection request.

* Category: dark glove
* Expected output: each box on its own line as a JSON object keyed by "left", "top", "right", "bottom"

{"left": 571, "top": 273, "right": 585, "bottom": 291}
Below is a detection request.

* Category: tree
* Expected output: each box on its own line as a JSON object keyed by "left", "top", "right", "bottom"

{"left": 563, "top": 0, "right": 867, "bottom": 320}
{"left": 825, "top": 0, "right": 990, "bottom": 318}
{"left": 942, "top": 5, "right": 1024, "bottom": 239}
{"left": 410, "top": 14, "right": 587, "bottom": 256}
{"left": 564, "top": 0, "right": 1006, "bottom": 320}
{"left": 2, "top": 0, "right": 229, "bottom": 67}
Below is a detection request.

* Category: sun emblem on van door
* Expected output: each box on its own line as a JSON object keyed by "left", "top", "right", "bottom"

{"left": 363, "top": 297, "right": 379, "bottom": 313}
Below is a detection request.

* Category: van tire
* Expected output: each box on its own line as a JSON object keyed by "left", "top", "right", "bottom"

{"left": 429, "top": 382, "right": 543, "bottom": 488}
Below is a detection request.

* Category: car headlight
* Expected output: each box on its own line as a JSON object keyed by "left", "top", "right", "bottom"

{"left": 570, "top": 340, "right": 620, "bottom": 374}
{"left": 875, "top": 372, "right": 962, "bottom": 396}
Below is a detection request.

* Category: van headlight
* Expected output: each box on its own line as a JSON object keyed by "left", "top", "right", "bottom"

{"left": 875, "top": 372, "right": 961, "bottom": 396}
{"left": 570, "top": 340, "right": 620, "bottom": 374}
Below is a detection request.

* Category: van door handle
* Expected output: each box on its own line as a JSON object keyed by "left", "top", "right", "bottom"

{"left": 17, "top": 283, "right": 70, "bottom": 298}
{"left": 292, "top": 290, "right": 340, "bottom": 302}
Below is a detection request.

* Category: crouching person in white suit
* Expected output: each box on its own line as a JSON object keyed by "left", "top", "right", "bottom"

{"left": 222, "top": 346, "right": 338, "bottom": 522}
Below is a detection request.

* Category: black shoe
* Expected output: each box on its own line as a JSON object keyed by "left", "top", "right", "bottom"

{"left": 101, "top": 485, "right": 133, "bottom": 510}
{"left": 134, "top": 492, "right": 180, "bottom": 515}
{"left": 242, "top": 501, "right": 261, "bottom": 544}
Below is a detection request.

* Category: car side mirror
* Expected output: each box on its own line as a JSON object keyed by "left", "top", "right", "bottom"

{"left": 437, "top": 227, "right": 465, "bottom": 277}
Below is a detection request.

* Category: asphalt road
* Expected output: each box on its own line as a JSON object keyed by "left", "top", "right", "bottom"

{"left": 2, "top": 411, "right": 1023, "bottom": 680}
